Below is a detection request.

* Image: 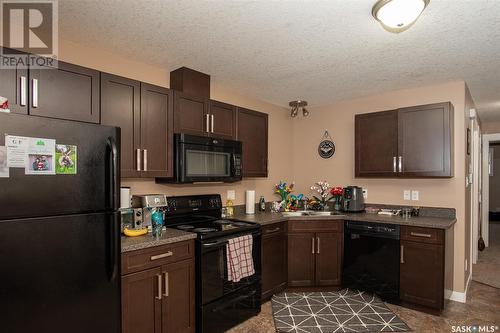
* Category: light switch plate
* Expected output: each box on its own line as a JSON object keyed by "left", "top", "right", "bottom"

{"left": 227, "top": 190, "right": 235, "bottom": 200}
{"left": 411, "top": 190, "right": 419, "bottom": 201}
{"left": 404, "top": 190, "right": 411, "bottom": 201}
{"left": 362, "top": 189, "right": 368, "bottom": 199}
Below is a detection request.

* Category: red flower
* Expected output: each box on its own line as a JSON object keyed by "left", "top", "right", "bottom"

{"left": 330, "top": 187, "right": 343, "bottom": 196}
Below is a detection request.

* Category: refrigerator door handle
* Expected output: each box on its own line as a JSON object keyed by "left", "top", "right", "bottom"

{"left": 107, "top": 137, "right": 119, "bottom": 210}
{"left": 107, "top": 212, "right": 120, "bottom": 281}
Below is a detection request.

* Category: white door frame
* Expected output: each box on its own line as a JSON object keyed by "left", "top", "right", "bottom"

{"left": 471, "top": 125, "right": 480, "bottom": 264}
{"left": 481, "top": 133, "right": 500, "bottom": 248}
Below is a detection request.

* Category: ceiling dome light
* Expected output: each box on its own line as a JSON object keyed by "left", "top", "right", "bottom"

{"left": 372, "top": 0, "right": 429, "bottom": 33}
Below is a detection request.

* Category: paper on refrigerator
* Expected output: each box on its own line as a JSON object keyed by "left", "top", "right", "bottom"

{"left": 25, "top": 137, "right": 56, "bottom": 175}
{"left": 0, "top": 146, "right": 8, "bottom": 178}
{"left": 5, "top": 135, "right": 29, "bottom": 168}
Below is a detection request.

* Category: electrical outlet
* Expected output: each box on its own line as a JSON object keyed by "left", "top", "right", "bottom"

{"left": 362, "top": 189, "right": 368, "bottom": 199}
{"left": 227, "top": 190, "right": 235, "bottom": 200}
{"left": 411, "top": 190, "right": 419, "bottom": 201}
{"left": 404, "top": 190, "right": 411, "bottom": 201}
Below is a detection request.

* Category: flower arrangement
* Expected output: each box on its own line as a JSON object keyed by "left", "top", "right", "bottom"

{"left": 310, "top": 181, "right": 332, "bottom": 210}
{"left": 274, "top": 181, "right": 294, "bottom": 211}
{"left": 330, "top": 186, "right": 344, "bottom": 210}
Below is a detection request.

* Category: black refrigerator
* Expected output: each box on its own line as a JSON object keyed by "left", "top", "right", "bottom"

{"left": 0, "top": 113, "right": 121, "bottom": 333}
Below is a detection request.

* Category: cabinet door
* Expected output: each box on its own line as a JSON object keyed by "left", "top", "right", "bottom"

{"left": 398, "top": 102, "right": 453, "bottom": 177}
{"left": 141, "top": 83, "right": 174, "bottom": 178}
{"left": 122, "top": 267, "right": 163, "bottom": 333}
{"left": 355, "top": 110, "right": 398, "bottom": 177}
{"left": 400, "top": 240, "right": 444, "bottom": 309}
{"left": 162, "top": 259, "right": 195, "bottom": 333}
{"left": 237, "top": 108, "right": 268, "bottom": 177}
{"left": 287, "top": 233, "right": 315, "bottom": 287}
{"left": 101, "top": 73, "right": 141, "bottom": 178}
{"left": 208, "top": 100, "right": 236, "bottom": 139}
{"left": 315, "top": 232, "right": 342, "bottom": 286}
{"left": 173, "top": 92, "right": 209, "bottom": 136}
{"left": 29, "top": 60, "right": 100, "bottom": 123}
{"left": 0, "top": 48, "right": 28, "bottom": 114}
{"left": 262, "top": 224, "right": 287, "bottom": 300}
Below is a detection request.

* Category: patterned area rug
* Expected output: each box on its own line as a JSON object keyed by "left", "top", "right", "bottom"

{"left": 271, "top": 289, "right": 411, "bottom": 333}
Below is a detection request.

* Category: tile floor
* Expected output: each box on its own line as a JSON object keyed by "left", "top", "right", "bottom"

{"left": 228, "top": 281, "right": 500, "bottom": 333}
{"left": 473, "top": 222, "right": 500, "bottom": 288}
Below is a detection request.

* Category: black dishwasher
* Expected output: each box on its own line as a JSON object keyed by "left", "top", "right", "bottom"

{"left": 342, "top": 221, "right": 400, "bottom": 304}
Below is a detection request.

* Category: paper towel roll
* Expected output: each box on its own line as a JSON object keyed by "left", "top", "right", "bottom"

{"left": 245, "top": 190, "right": 255, "bottom": 215}
{"left": 120, "top": 187, "right": 131, "bottom": 209}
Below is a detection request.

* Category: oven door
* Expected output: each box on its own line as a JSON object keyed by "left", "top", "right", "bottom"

{"left": 176, "top": 137, "right": 242, "bottom": 183}
{"left": 198, "top": 231, "right": 261, "bottom": 305}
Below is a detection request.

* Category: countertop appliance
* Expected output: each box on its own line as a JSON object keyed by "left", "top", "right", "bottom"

{"left": 342, "top": 221, "right": 400, "bottom": 304}
{"left": 170, "top": 133, "right": 242, "bottom": 183}
{"left": 342, "top": 186, "right": 365, "bottom": 212}
{"left": 164, "top": 194, "right": 261, "bottom": 333}
{"left": 0, "top": 113, "right": 121, "bottom": 333}
{"left": 132, "top": 194, "right": 168, "bottom": 230}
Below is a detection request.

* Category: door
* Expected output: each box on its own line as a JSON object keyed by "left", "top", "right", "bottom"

{"left": 237, "top": 108, "right": 268, "bottom": 177}
{"left": 140, "top": 83, "right": 173, "bottom": 178}
{"left": 288, "top": 233, "right": 315, "bottom": 287}
{"left": 355, "top": 110, "right": 398, "bottom": 177}
{"left": 0, "top": 213, "right": 121, "bottom": 333}
{"left": 209, "top": 100, "right": 236, "bottom": 139}
{"left": 400, "top": 240, "right": 444, "bottom": 309}
{"left": 173, "top": 92, "right": 209, "bottom": 136}
{"left": 0, "top": 113, "right": 119, "bottom": 220}
{"left": 29, "top": 60, "right": 100, "bottom": 123}
{"left": 315, "top": 232, "right": 342, "bottom": 286}
{"left": 0, "top": 47, "right": 28, "bottom": 114}
{"left": 398, "top": 102, "right": 453, "bottom": 177}
{"left": 122, "top": 267, "right": 163, "bottom": 333}
{"left": 101, "top": 73, "right": 141, "bottom": 178}
{"left": 162, "top": 260, "right": 195, "bottom": 333}
{"left": 262, "top": 224, "right": 287, "bottom": 299}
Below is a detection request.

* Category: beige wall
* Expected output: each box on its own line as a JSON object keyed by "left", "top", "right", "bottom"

{"left": 482, "top": 121, "right": 500, "bottom": 134}
{"left": 291, "top": 81, "right": 468, "bottom": 292}
{"left": 59, "top": 39, "right": 294, "bottom": 206}
{"left": 59, "top": 40, "right": 469, "bottom": 293}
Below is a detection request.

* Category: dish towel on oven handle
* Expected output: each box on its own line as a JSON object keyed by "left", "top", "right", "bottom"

{"left": 226, "top": 234, "right": 255, "bottom": 283}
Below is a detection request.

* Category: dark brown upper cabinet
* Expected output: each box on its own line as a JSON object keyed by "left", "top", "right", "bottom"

{"left": 173, "top": 91, "right": 209, "bottom": 136}
{"left": 355, "top": 102, "right": 454, "bottom": 178}
{"left": 209, "top": 100, "right": 237, "bottom": 140}
{"left": 102, "top": 74, "right": 174, "bottom": 178}
{"left": 0, "top": 48, "right": 28, "bottom": 115}
{"left": 101, "top": 73, "right": 141, "bottom": 178}
{"left": 29, "top": 60, "right": 100, "bottom": 123}
{"left": 237, "top": 107, "right": 269, "bottom": 177}
{"left": 140, "top": 83, "right": 174, "bottom": 178}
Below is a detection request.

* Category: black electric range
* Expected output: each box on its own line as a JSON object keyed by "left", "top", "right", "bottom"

{"left": 165, "top": 194, "right": 261, "bottom": 333}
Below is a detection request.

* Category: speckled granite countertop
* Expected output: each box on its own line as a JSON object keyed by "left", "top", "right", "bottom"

{"left": 121, "top": 228, "right": 197, "bottom": 253}
{"left": 233, "top": 211, "right": 456, "bottom": 229}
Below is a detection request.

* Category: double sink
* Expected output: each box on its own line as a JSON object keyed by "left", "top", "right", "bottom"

{"left": 281, "top": 210, "right": 346, "bottom": 218}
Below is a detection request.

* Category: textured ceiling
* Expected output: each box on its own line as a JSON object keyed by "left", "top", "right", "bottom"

{"left": 59, "top": 0, "right": 500, "bottom": 121}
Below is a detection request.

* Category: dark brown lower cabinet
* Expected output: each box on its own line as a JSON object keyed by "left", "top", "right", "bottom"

{"left": 400, "top": 226, "right": 445, "bottom": 310}
{"left": 261, "top": 222, "right": 287, "bottom": 299}
{"left": 121, "top": 240, "right": 195, "bottom": 333}
{"left": 287, "top": 220, "right": 343, "bottom": 288}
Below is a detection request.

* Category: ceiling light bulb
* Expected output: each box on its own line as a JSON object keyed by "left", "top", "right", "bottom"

{"left": 302, "top": 107, "right": 309, "bottom": 117}
{"left": 291, "top": 106, "right": 298, "bottom": 117}
{"left": 372, "top": 0, "right": 429, "bottom": 33}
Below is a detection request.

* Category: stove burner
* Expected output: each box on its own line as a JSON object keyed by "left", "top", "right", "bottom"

{"left": 177, "top": 225, "right": 195, "bottom": 230}
{"left": 193, "top": 228, "right": 217, "bottom": 233}
{"left": 231, "top": 222, "right": 250, "bottom": 227}
{"left": 213, "top": 220, "right": 231, "bottom": 225}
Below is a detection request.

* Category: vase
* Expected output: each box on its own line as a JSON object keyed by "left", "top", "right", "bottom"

{"left": 334, "top": 197, "right": 341, "bottom": 211}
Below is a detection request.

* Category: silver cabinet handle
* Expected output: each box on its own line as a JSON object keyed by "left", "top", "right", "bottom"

{"left": 265, "top": 227, "right": 281, "bottom": 234}
{"left": 400, "top": 245, "right": 404, "bottom": 264}
{"left": 163, "top": 272, "right": 169, "bottom": 297}
{"left": 317, "top": 236, "right": 320, "bottom": 254}
{"left": 32, "top": 78, "right": 38, "bottom": 108}
{"left": 143, "top": 149, "right": 148, "bottom": 171}
{"left": 156, "top": 274, "right": 162, "bottom": 300}
{"left": 410, "top": 232, "right": 432, "bottom": 238}
{"left": 311, "top": 237, "right": 315, "bottom": 254}
{"left": 398, "top": 156, "right": 403, "bottom": 173}
{"left": 150, "top": 251, "right": 173, "bottom": 261}
{"left": 211, "top": 114, "right": 214, "bottom": 133}
{"left": 205, "top": 114, "right": 210, "bottom": 133}
{"left": 393, "top": 156, "right": 397, "bottom": 173}
{"left": 136, "top": 149, "right": 141, "bottom": 171}
{"left": 20, "top": 76, "right": 27, "bottom": 106}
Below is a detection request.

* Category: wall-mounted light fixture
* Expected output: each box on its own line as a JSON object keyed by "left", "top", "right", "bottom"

{"left": 289, "top": 100, "right": 309, "bottom": 118}
{"left": 372, "top": 0, "right": 430, "bottom": 33}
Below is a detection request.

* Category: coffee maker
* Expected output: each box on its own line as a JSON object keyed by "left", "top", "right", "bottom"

{"left": 342, "top": 186, "right": 365, "bottom": 212}
{"left": 131, "top": 194, "right": 168, "bottom": 230}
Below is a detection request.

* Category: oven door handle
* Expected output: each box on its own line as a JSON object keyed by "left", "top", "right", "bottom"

{"left": 202, "top": 240, "right": 228, "bottom": 248}
{"left": 211, "top": 290, "right": 257, "bottom": 313}
{"left": 202, "top": 231, "right": 261, "bottom": 248}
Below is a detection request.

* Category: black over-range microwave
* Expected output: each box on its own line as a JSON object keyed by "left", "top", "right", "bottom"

{"left": 172, "top": 134, "right": 242, "bottom": 183}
